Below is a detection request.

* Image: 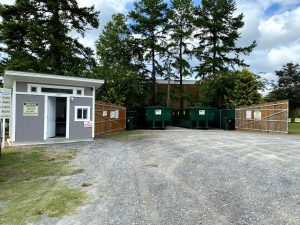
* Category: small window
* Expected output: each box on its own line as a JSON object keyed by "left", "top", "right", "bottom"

{"left": 31, "top": 86, "right": 37, "bottom": 92}
{"left": 41, "top": 87, "right": 73, "bottom": 94}
{"left": 76, "top": 89, "right": 82, "bottom": 95}
{"left": 75, "top": 106, "right": 90, "bottom": 121}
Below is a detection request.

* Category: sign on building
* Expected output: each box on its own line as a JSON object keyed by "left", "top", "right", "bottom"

{"left": 23, "top": 102, "right": 39, "bottom": 116}
{"left": 0, "top": 88, "right": 11, "bottom": 118}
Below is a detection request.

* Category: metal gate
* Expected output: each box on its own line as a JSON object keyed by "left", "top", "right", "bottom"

{"left": 235, "top": 100, "right": 289, "bottom": 133}
{"left": 94, "top": 101, "right": 126, "bottom": 136}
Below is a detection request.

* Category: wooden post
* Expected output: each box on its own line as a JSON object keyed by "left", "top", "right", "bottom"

{"left": 2, "top": 118, "right": 5, "bottom": 149}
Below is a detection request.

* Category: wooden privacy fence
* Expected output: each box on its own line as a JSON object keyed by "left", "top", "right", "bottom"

{"left": 235, "top": 100, "right": 289, "bottom": 133}
{"left": 94, "top": 101, "right": 126, "bottom": 136}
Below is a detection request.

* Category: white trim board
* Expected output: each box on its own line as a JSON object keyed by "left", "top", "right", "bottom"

{"left": 4, "top": 70, "right": 104, "bottom": 89}
{"left": 74, "top": 106, "right": 91, "bottom": 122}
{"left": 15, "top": 92, "right": 93, "bottom": 98}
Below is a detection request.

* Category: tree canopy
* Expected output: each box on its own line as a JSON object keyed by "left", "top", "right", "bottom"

{"left": 200, "top": 68, "right": 264, "bottom": 108}
{"left": 167, "top": 0, "right": 194, "bottom": 108}
{"left": 128, "top": 0, "right": 169, "bottom": 101}
{"left": 270, "top": 62, "right": 300, "bottom": 118}
{"left": 193, "top": 0, "right": 256, "bottom": 78}
{"left": 0, "top": 0, "right": 99, "bottom": 76}
{"left": 95, "top": 14, "right": 144, "bottom": 108}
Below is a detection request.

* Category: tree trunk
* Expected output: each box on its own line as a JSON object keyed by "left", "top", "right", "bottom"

{"left": 212, "top": 30, "right": 217, "bottom": 75}
{"left": 179, "top": 37, "right": 184, "bottom": 109}
{"left": 151, "top": 40, "right": 156, "bottom": 105}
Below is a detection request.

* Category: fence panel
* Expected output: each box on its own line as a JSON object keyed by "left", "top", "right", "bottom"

{"left": 94, "top": 101, "right": 126, "bottom": 136}
{"left": 235, "top": 100, "right": 289, "bottom": 133}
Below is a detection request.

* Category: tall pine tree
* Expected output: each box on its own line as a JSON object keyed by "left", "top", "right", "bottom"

{"left": 95, "top": 14, "right": 144, "bottom": 108}
{"left": 271, "top": 63, "right": 300, "bottom": 121}
{"left": 167, "top": 0, "right": 194, "bottom": 109}
{"left": 0, "top": 0, "right": 99, "bottom": 76}
{"left": 128, "top": 0, "right": 168, "bottom": 102}
{"left": 193, "top": 0, "right": 256, "bottom": 78}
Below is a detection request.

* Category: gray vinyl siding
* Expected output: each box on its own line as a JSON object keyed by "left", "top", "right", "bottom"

{"left": 15, "top": 94, "right": 44, "bottom": 142}
{"left": 16, "top": 81, "right": 27, "bottom": 92}
{"left": 69, "top": 97, "right": 93, "bottom": 139}
{"left": 84, "top": 87, "right": 93, "bottom": 96}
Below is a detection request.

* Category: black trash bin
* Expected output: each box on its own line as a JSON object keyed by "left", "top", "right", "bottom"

{"left": 126, "top": 117, "right": 134, "bottom": 131}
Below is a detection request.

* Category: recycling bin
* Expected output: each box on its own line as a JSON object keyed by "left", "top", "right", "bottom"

{"left": 145, "top": 105, "right": 172, "bottom": 129}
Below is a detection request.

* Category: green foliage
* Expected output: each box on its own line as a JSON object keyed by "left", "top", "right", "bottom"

{"left": 0, "top": 147, "right": 86, "bottom": 225}
{"left": 167, "top": 0, "right": 195, "bottom": 108}
{"left": 193, "top": 0, "right": 256, "bottom": 78}
{"left": 95, "top": 14, "right": 145, "bottom": 108}
{"left": 0, "top": 0, "right": 99, "bottom": 76}
{"left": 200, "top": 68, "right": 263, "bottom": 108}
{"left": 129, "top": 0, "right": 169, "bottom": 99}
{"left": 270, "top": 62, "right": 300, "bottom": 118}
{"left": 95, "top": 66, "right": 145, "bottom": 108}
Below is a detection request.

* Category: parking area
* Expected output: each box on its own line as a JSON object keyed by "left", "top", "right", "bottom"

{"left": 35, "top": 129, "right": 299, "bottom": 225}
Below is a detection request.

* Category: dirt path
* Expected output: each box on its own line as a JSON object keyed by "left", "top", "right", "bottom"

{"left": 34, "top": 129, "right": 300, "bottom": 225}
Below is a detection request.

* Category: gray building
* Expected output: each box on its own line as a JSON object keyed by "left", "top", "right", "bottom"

{"left": 4, "top": 70, "right": 104, "bottom": 143}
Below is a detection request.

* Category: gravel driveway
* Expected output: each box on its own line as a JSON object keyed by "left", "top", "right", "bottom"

{"left": 35, "top": 129, "right": 299, "bottom": 225}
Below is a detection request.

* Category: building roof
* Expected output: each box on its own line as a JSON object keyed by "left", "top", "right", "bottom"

{"left": 4, "top": 70, "right": 104, "bottom": 89}
{"left": 156, "top": 79, "right": 197, "bottom": 85}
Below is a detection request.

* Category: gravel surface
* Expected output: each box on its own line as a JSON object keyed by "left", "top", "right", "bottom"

{"left": 33, "top": 129, "right": 300, "bottom": 225}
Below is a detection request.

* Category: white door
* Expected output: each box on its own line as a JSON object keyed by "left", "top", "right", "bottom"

{"left": 47, "top": 97, "right": 56, "bottom": 138}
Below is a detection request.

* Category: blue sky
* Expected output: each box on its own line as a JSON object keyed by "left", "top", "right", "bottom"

{"left": 1, "top": 0, "right": 300, "bottom": 87}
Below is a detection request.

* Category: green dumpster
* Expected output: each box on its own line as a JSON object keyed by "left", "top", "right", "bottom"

{"left": 221, "top": 109, "right": 235, "bottom": 130}
{"left": 145, "top": 105, "right": 172, "bottom": 129}
{"left": 174, "top": 107, "right": 215, "bottom": 129}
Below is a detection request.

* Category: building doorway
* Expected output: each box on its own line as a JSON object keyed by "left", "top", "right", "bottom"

{"left": 47, "top": 97, "right": 67, "bottom": 138}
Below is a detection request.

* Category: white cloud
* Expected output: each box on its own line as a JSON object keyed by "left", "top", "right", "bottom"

{"left": 258, "top": 8, "right": 300, "bottom": 49}
{"left": 267, "top": 40, "right": 300, "bottom": 67}
{"left": 235, "top": 0, "right": 300, "bottom": 88}
{"left": 76, "top": 0, "right": 134, "bottom": 50}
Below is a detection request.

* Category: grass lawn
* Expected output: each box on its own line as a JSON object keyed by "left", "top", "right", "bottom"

{"left": 0, "top": 147, "right": 87, "bottom": 225}
{"left": 289, "top": 122, "right": 300, "bottom": 134}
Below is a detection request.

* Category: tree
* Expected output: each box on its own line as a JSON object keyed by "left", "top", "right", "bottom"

{"left": 95, "top": 14, "right": 144, "bottom": 108}
{"left": 193, "top": 0, "right": 256, "bottom": 78}
{"left": 271, "top": 62, "right": 300, "bottom": 121}
{"left": 0, "top": 0, "right": 99, "bottom": 76}
{"left": 200, "top": 68, "right": 264, "bottom": 108}
{"left": 167, "top": 0, "right": 194, "bottom": 109}
{"left": 128, "top": 0, "right": 168, "bottom": 102}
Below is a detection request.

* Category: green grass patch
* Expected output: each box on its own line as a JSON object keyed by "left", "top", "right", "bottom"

{"left": 0, "top": 147, "right": 87, "bottom": 225}
{"left": 82, "top": 182, "right": 92, "bottom": 187}
{"left": 289, "top": 122, "right": 300, "bottom": 134}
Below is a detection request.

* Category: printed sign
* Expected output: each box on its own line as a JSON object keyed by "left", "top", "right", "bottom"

{"left": 254, "top": 110, "right": 261, "bottom": 120}
{"left": 246, "top": 111, "right": 252, "bottom": 120}
{"left": 199, "top": 110, "right": 205, "bottom": 115}
{"left": 155, "top": 109, "right": 162, "bottom": 115}
{"left": 0, "top": 88, "right": 11, "bottom": 118}
{"left": 115, "top": 110, "right": 119, "bottom": 119}
{"left": 84, "top": 121, "right": 93, "bottom": 128}
{"left": 110, "top": 110, "right": 116, "bottom": 118}
{"left": 103, "top": 111, "right": 107, "bottom": 117}
{"left": 23, "top": 102, "right": 39, "bottom": 116}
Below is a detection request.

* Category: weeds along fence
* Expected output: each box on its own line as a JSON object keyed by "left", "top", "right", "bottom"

{"left": 94, "top": 101, "right": 126, "bottom": 136}
{"left": 235, "top": 100, "right": 289, "bottom": 134}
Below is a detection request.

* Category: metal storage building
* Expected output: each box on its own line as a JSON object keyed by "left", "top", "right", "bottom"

{"left": 4, "top": 70, "right": 104, "bottom": 143}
